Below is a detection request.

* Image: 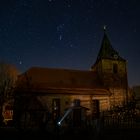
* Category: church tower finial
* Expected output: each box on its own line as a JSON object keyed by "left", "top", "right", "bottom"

{"left": 93, "top": 25, "right": 125, "bottom": 62}
{"left": 103, "top": 25, "right": 107, "bottom": 33}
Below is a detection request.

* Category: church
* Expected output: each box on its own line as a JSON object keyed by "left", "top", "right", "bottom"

{"left": 13, "top": 29, "right": 129, "bottom": 128}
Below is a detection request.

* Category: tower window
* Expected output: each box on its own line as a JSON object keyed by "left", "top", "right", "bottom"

{"left": 113, "top": 64, "right": 118, "bottom": 74}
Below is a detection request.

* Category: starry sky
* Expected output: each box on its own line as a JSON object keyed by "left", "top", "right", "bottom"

{"left": 0, "top": 0, "right": 140, "bottom": 87}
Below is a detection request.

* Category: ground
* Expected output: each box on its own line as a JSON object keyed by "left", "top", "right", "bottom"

{"left": 0, "top": 127, "right": 140, "bottom": 140}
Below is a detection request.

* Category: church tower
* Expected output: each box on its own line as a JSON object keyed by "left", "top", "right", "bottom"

{"left": 91, "top": 28, "right": 128, "bottom": 108}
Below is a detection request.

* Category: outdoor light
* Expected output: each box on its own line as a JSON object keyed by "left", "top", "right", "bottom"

{"left": 57, "top": 121, "right": 61, "bottom": 126}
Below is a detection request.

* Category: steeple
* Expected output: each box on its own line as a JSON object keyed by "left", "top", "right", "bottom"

{"left": 96, "top": 27, "right": 125, "bottom": 62}
{"left": 90, "top": 27, "right": 128, "bottom": 108}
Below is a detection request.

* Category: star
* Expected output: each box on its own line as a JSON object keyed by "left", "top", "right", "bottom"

{"left": 59, "top": 35, "right": 62, "bottom": 40}
{"left": 19, "top": 61, "right": 22, "bottom": 65}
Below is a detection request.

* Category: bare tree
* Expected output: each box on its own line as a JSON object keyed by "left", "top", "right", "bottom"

{"left": 0, "top": 62, "right": 19, "bottom": 125}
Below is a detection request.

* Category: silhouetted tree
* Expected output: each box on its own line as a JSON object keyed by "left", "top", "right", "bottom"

{"left": 0, "top": 62, "right": 19, "bottom": 125}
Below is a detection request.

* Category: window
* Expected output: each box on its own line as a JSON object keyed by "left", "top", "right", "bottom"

{"left": 52, "top": 98, "right": 60, "bottom": 121}
{"left": 92, "top": 100, "right": 100, "bottom": 118}
{"left": 113, "top": 63, "right": 118, "bottom": 74}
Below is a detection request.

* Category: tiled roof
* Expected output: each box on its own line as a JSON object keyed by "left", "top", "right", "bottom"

{"left": 15, "top": 67, "right": 110, "bottom": 95}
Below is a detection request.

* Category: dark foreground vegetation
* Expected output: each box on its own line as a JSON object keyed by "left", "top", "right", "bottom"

{"left": 1, "top": 104, "right": 140, "bottom": 140}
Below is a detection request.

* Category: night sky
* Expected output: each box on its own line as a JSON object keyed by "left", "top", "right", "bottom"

{"left": 0, "top": 0, "right": 140, "bottom": 87}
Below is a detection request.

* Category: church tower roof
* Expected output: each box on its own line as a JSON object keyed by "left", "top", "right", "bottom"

{"left": 96, "top": 27, "right": 125, "bottom": 62}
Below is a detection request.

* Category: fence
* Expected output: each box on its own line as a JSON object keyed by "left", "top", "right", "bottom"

{"left": 103, "top": 111, "right": 140, "bottom": 129}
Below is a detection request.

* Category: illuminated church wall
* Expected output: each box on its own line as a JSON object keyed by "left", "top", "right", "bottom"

{"left": 92, "top": 59, "right": 128, "bottom": 108}
{"left": 36, "top": 93, "right": 110, "bottom": 116}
